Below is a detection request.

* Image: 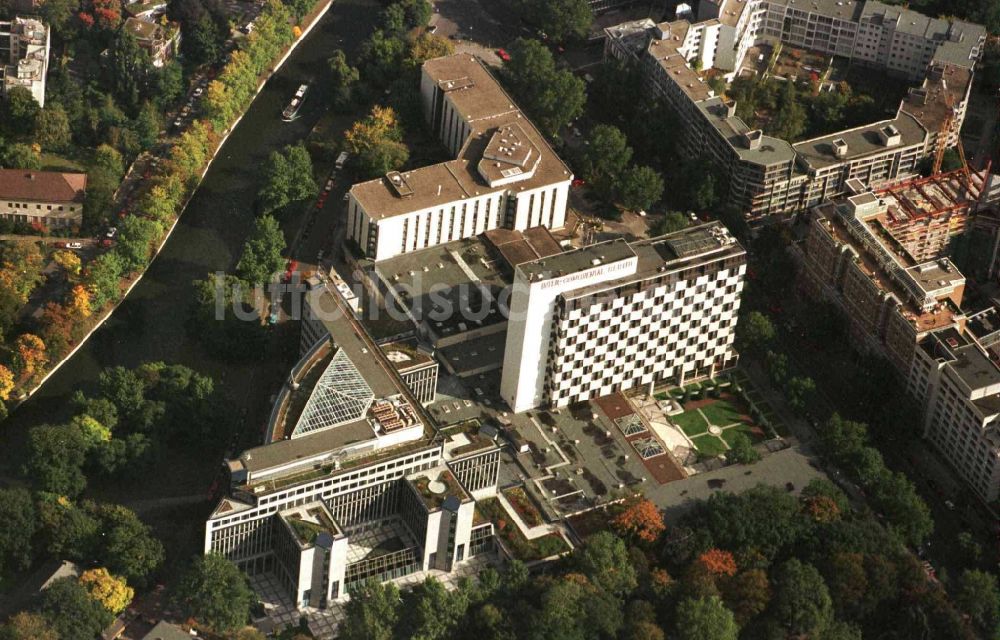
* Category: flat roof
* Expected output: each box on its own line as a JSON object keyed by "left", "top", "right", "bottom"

{"left": 793, "top": 111, "right": 926, "bottom": 169}
{"left": 351, "top": 55, "right": 572, "bottom": 220}
{"left": 518, "top": 237, "right": 636, "bottom": 281}
{"left": 381, "top": 338, "right": 435, "bottom": 371}
{"left": 901, "top": 63, "right": 972, "bottom": 140}
{"left": 483, "top": 225, "right": 562, "bottom": 268}
{"left": 699, "top": 98, "right": 797, "bottom": 167}
{"left": 768, "top": 0, "right": 864, "bottom": 21}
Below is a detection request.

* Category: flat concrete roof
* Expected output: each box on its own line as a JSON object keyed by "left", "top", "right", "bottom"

{"left": 483, "top": 225, "right": 562, "bottom": 268}
{"left": 375, "top": 235, "right": 510, "bottom": 339}
{"left": 518, "top": 237, "right": 636, "bottom": 282}
{"left": 698, "top": 98, "right": 797, "bottom": 167}
{"left": 793, "top": 111, "right": 926, "bottom": 169}
{"left": 350, "top": 55, "right": 572, "bottom": 220}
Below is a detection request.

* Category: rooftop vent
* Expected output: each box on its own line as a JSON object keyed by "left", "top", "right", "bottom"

{"left": 832, "top": 138, "right": 849, "bottom": 158}
{"left": 878, "top": 124, "right": 901, "bottom": 147}
{"left": 386, "top": 171, "right": 414, "bottom": 198}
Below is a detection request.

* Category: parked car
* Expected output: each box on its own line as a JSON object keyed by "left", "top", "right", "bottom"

{"left": 193, "top": 87, "right": 204, "bottom": 98}
{"left": 66, "top": 242, "right": 83, "bottom": 250}
{"left": 106, "top": 227, "right": 118, "bottom": 239}
{"left": 496, "top": 48, "right": 511, "bottom": 62}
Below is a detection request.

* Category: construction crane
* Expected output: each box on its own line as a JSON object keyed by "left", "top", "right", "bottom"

{"left": 931, "top": 91, "right": 974, "bottom": 194}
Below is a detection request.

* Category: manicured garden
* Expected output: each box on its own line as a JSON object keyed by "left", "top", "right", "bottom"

{"left": 658, "top": 372, "right": 784, "bottom": 458}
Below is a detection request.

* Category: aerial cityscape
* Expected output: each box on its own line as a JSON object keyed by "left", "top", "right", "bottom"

{"left": 2, "top": 0, "right": 1000, "bottom": 638}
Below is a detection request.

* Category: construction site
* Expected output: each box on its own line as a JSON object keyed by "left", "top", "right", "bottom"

{"left": 877, "top": 168, "right": 990, "bottom": 263}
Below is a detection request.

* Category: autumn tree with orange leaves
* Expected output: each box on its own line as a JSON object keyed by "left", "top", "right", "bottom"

{"left": 0, "top": 364, "right": 13, "bottom": 400}
{"left": 13, "top": 333, "right": 47, "bottom": 377}
{"left": 698, "top": 549, "right": 738, "bottom": 577}
{"left": 611, "top": 496, "right": 665, "bottom": 544}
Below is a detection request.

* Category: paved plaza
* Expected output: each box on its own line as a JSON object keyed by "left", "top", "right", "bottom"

{"left": 251, "top": 555, "right": 493, "bottom": 638}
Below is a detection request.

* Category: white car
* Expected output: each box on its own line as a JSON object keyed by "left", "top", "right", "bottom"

{"left": 193, "top": 87, "right": 204, "bottom": 97}
{"left": 66, "top": 242, "right": 83, "bottom": 250}
{"left": 325, "top": 179, "right": 334, "bottom": 191}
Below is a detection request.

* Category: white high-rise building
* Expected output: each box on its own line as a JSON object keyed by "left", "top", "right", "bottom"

{"left": 501, "top": 222, "right": 746, "bottom": 412}
{"left": 346, "top": 54, "right": 573, "bottom": 262}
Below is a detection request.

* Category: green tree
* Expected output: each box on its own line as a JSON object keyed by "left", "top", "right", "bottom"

{"left": 768, "top": 80, "right": 806, "bottom": 141}
{"left": 133, "top": 101, "right": 162, "bottom": 151}
{"left": 116, "top": 216, "right": 163, "bottom": 272}
{"left": 1, "top": 143, "right": 40, "bottom": 170}
{"left": 516, "top": 0, "right": 592, "bottom": 42}
{"left": 721, "top": 568, "right": 770, "bottom": 625}
{"left": 40, "top": 0, "right": 76, "bottom": 38}
{"left": 256, "top": 144, "right": 318, "bottom": 215}
{"left": 397, "top": 577, "right": 466, "bottom": 640}
{"left": 25, "top": 423, "right": 90, "bottom": 497}
{"left": 173, "top": 554, "right": 255, "bottom": 632}
{"left": 237, "top": 214, "right": 286, "bottom": 285}
{"left": 110, "top": 29, "right": 153, "bottom": 113}
{"left": 576, "top": 531, "right": 637, "bottom": 597}
{"left": 725, "top": 432, "right": 761, "bottom": 465}
{"left": 785, "top": 376, "right": 817, "bottom": 414}
{"left": 619, "top": 165, "right": 664, "bottom": 212}
{"left": 503, "top": 39, "right": 585, "bottom": 136}
{"left": 344, "top": 106, "right": 409, "bottom": 179}
{"left": 2, "top": 87, "right": 39, "bottom": 135}
{"left": 35, "top": 104, "right": 72, "bottom": 152}
{"left": 85, "top": 251, "right": 125, "bottom": 309}
{"left": 771, "top": 558, "right": 833, "bottom": 637}
{"left": 655, "top": 211, "right": 689, "bottom": 236}
{"left": 0, "top": 612, "right": 59, "bottom": 640}
{"left": 735, "top": 311, "right": 775, "bottom": 359}
{"left": 675, "top": 596, "right": 738, "bottom": 640}
{"left": 38, "top": 577, "right": 114, "bottom": 640}
{"left": 697, "top": 485, "right": 807, "bottom": 559}
{"left": 93, "top": 504, "right": 164, "bottom": 586}
{"left": 35, "top": 494, "right": 99, "bottom": 560}
{"left": 154, "top": 61, "right": 185, "bottom": 109}
{"left": 328, "top": 49, "right": 360, "bottom": 110}
{"left": 0, "top": 488, "right": 36, "bottom": 575}
{"left": 340, "top": 579, "right": 400, "bottom": 640}
{"left": 186, "top": 14, "right": 222, "bottom": 66}
{"left": 580, "top": 124, "right": 632, "bottom": 198}
{"left": 952, "top": 569, "right": 1000, "bottom": 636}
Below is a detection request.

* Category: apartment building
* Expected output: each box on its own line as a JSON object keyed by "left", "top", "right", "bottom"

{"left": 908, "top": 322, "right": 1000, "bottom": 503}
{"left": 0, "top": 16, "right": 49, "bottom": 107}
{"left": 0, "top": 169, "right": 87, "bottom": 229}
{"left": 798, "top": 182, "right": 966, "bottom": 374}
{"left": 346, "top": 55, "right": 572, "bottom": 262}
{"left": 206, "top": 284, "right": 499, "bottom": 608}
{"left": 605, "top": 1, "right": 983, "bottom": 223}
{"left": 501, "top": 222, "right": 745, "bottom": 412}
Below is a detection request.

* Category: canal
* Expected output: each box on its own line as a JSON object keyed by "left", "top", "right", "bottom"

{"left": 0, "top": 0, "right": 380, "bottom": 550}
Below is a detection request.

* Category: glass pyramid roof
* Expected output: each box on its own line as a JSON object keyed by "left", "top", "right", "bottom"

{"left": 292, "top": 348, "right": 375, "bottom": 438}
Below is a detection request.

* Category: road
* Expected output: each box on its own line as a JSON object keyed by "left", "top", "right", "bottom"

{"left": 0, "top": 0, "right": 382, "bottom": 558}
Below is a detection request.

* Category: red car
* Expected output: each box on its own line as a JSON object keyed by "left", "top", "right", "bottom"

{"left": 283, "top": 260, "right": 299, "bottom": 282}
{"left": 496, "top": 48, "right": 510, "bottom": 62}
{"left": 572, "top": 178, "right": 585, "bottom": 187}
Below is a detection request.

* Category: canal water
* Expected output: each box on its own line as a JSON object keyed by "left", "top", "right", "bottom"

{"left": 0, "top": 0, "right": 379, "bottom": 477}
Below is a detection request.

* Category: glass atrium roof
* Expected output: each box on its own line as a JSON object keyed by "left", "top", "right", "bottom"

{"left": 292, "top": 348, "right": 375, "bottom": 438}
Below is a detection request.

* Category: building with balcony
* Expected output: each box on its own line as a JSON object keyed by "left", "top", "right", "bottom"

{"left": 501, "top": 221, "right": 746, "bottom": 412}
{"left": 798, "top": 180, "right": 967, "bottom": 373}
{"left": 604, "top": 1, "right": 984, "bottom": 224}
{"left": 205, "top": 283, "right": 499, "bottom": 609}
{"left": 346, "top": 55, "right": 572, "bottom": 262}
{"left": 0, "top": 16, "right": 49, "bottom": 107}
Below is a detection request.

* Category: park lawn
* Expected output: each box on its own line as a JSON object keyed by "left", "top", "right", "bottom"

{"left": 700, "top": 399, "right": 745, "bottom": 427}
{"left": 691, "top": 433, "right": 727, "bottom": 457}
{"left": 40, "top": 149, "right": 91, "bottom": 173}
{"left": 721, "top": 423, "right": 764, "bottom": 446}
{"left": 673, "top": 410, "right": 708, "bottom": 436}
